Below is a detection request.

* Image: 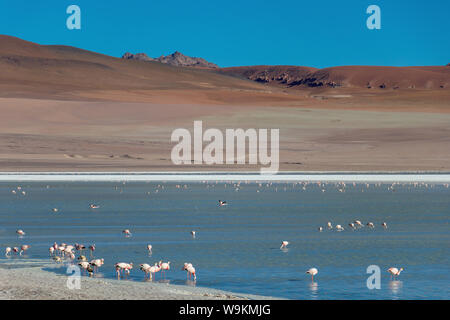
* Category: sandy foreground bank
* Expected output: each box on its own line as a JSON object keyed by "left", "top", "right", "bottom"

{"left": 0, "top": 259, "right": 276, "bottom": 300}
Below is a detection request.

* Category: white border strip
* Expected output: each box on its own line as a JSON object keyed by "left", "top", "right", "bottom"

{"left": 0, "top": 172, "right": 449, "bottom": 182}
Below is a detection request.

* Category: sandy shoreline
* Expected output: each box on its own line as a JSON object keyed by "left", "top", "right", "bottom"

{"left": 0, "top": 259, "right": 277, "bottom": 300}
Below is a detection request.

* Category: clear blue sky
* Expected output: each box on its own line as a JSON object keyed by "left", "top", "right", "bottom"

{"left": 0, "top": 0, "right": 448, "bottom": 68}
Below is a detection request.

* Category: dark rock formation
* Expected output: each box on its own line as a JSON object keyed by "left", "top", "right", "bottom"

{"left": 156, "top": 51, "right": 218, "bottom": 68}
{"left": 122, "top": 51, "right": 217, "bottom": 68}
{"left": 121, "top": 52, "right": 153, "bottom": 61}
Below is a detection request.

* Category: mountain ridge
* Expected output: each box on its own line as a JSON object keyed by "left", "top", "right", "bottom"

{"left": 122, "top": 50, "right": 218, "bottom": 68}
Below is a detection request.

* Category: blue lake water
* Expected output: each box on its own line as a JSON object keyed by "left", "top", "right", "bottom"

{"left": 0, "top": 181, "right": 449, "bottom": 299}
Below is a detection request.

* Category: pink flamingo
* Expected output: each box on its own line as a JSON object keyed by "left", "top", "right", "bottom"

{"left": 115, "top": 262, "right": 133, "bottom": 279}
{"left": 140, "top": 264, "right": 152, "bottom": 279}
{"left": 387, "top": 267, "right": 404, "bottom": 280}
{"left": 159, "top": 261, "right": 170, "bottom": 278}
{"left": 90, "top": 258, "right": 104, "bottom": 273}
{"left": 75, "top": 243, "right": 86, "bottom": 254}
{"left": 78, "top": 261, "right": 90, "bottom": 275}
{"left": 306, "top": 268, "right": 318, "bottom": 282}
{"left": 89, "top": 244, "right": 96, "bottom": 257}
{"left": 148, "top": 263, "right": 161, "bottom": 280}
{"left": 16, "top": 229, "right": 25, "bottom": 237}
{"left": 20, "top": 245, "right": 30, "bottom": 255}
{"left": 182, "top": 263, "right": 197, "bottom": 281}
{"left": 123, "top": 263, "right": 133, "bottom": 278}
{"left": 218, "top": 200, "right": 227, "bottom": 207}
{"left": 182, "top": 263, "right": 196, "bottom": 280}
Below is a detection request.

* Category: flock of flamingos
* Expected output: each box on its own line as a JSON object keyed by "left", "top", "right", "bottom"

{"left": 4, "top": 180, "right": 446, "bottom": 287}
{"left": 6, "top": 224, "right": 197, "bottom": 282}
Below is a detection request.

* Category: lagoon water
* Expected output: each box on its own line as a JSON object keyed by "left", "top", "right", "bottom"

{"left": 0, "top": 181, "right": 449, "bottom": 299}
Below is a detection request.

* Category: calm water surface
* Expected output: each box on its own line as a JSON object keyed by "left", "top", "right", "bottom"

{"left": 0, "top": 181, "right": 449, "bottom": 299}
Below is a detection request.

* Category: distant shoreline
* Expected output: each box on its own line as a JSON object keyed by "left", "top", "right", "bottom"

{"left": 0, "top": 172, "right": 450, "bottom": 182}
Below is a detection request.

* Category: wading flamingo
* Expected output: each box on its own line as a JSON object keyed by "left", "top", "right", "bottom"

{"left": 218, "top": 200, "right": 227, "bottom": 207}
{"left": 182, "top": 263, "right": 193, "bottom": 280}
{"left": 123, "top": 263, "right": 133, "bottom": 277}
{"left": 115, "top": 262, "right": 133, "bottom": 279}
{"left": 77, "top": 255, "right": 87, "bottom": 262}
{"left": 78, "top": 261, "right": 92, "bottom": 276}
{"left": 160, "top": 261, "right": 171, "bottom": 278}
{"left": 75, "top": 243, "right": 86, "bottom": 254}
{"left": 186, "top": 265, "right": 196, "bottom": 281}
{"left": 306, "top": 268, "right": 318, "bottom": 282}
{"left": 148, "top": 263, "right": 161, "bottom": 280}
{"left": 280, "top": 241, "right": 289, "bottom": 249}
{"left": 387, "top": 267, "right": 404, "bottom": 280}
{"left": 57, "top": 245, "right": 66, "bottom": 256}
{"left": 90, "top": 258, "right": 104, "bottom": 273}
{"left": 140, "top": 264, "right": 152, "bottom": 279}
{"left": 89, "top": 244, "right": 96, "bottom": 257}
{"left": 182, "top": 263, "right": 196, "bottom": 281}
{"left": 20, "top": 245, "right": 30, "bottom": 255}
{"left": 354, "top": 220, "right": 363, "bottom": 227}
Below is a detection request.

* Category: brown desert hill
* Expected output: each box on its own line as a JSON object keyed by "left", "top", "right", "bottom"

{"left": 220, "top": 65, "right": 450, "bottom": 90}
{"left": 0, "top": 35, "right": 290, "bottom": 104}
{"left": 0, "top": 34, "right": 449, "bottom": 108}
